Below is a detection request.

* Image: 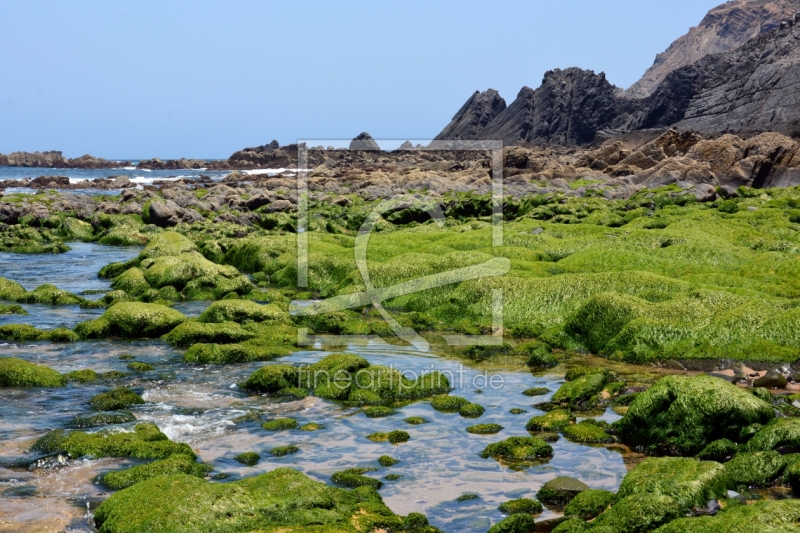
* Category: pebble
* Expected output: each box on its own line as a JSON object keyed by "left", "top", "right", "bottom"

{"left": 753, "top": 370, "right": 788, "bottom": 389}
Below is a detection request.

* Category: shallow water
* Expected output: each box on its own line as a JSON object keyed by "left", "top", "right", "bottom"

{"left": 0, "top": 245, "right": 661, "bottom": 533}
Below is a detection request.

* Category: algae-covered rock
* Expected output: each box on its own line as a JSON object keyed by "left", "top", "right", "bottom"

{"left": 479, "top": 436, "right": 553, "bottom": 462}
{"left": 741, "top": 417, "right": 800, "bottom": 453}
{"left": 551, "top": 372, "right": 610, "bottom": 408}
{"left": 64, "top": 369, "right": 98, "bottom": 383}
{"left": 140, "top": 231, "right": 197, "bottom": 259}
{"left": 101, "top": 454, "right": 212, "bottom": 490}
{"left": 522, "top": 387, "right": 550, "bottom": 397}
{"left": 127, "top": 361, "right": 153, "bottom": 371}
{"left": 456, "top": 492, "right": 479, "bottom": 502}
{"left": 0, "top": 324, "right": 78, "bottom": 342}
{"left": 366, "top": 431, "right": 410, "bottom": 444}
{"left": 562, "top": 421, "right": 615, "bottom": 444}
{"left": 517, "top": 341, "right": 558, "bottom": 368}
{"left": 617, "top": 457, "right": 732, "bottom": 510}
{"left": 17, "top": 284, "right": 85, "bottom": 305}
{"left": 33, "top": 422, "right": 194, "bottom": 460}
{"left": 617, "top": 375, "right": 774, "bottom": 456}
{"left": 537, "top": 476, "right": 589, "bottom": 505}
{"left": 591, "top": 493, "right": 680, "bottom": 533}
{"left": 696, "top": 438, "right": 738, "bottom": 462}
{"left": 785, "top": 461, "right": 800, "bottom": 492}
{"left": 331, "top": 468, "right": 382, "bottom": 489}
{"left": 234, "top": 452, "right": 261, "bottom": 466}
{"left": 110, "top": 267, "right": 150, "bottom": 296}
{"left": 498, "top": 498, "right": 543, "bottom": 515}
{"left": 551, "top": 518, "right": 591, "bottom": 533}
{"left": 378, "top": 455, "right": 399, "bottom": 467}
{"left": 299, "top": 422, "right": 324, "bottom": 431}
{"left": 459, "top": 403, "right": 485, "bottom": 418}
{"left": 0, "top": 304, "right": 27, "bottom": 315}
{"left": 75, "top": 302, "right": 187, "bottom": 339}
{"left": 184, "top": 341, "right": 292, "bottom": 364}
{"left": 0, "top": 357, "right": 65, "bottom": 387}
{"left": 488, "top": 514, "right": 537, "bottom": 533}
{"left": 430, "top": 395, "right": 469, "bottom": 412}
{"left": 269, "top": 445, "right": 299, "bottom": 457}
{"left": 724, "top": 451, "right": 787, "bottom": 486}
{"left": 466, "top": 423, "right": 503, "bottom": 435}
{"left": 89, "top": 388, "right": 145, "bottom": 411}
{"left": 404, "top": 416, "right": 429, "bottom": 425}
{"left": 526, "top": 409, "right": 575, "bottom": 432}
{"left": 0, "top": 277, "right": 26, "bottom": 301}
{"left": 652, "top": 498, "right": 800, "bottom": 532}
{"left": 563, "top": 489, "right": 616, "bottom": 520}
{"left": 348, "top": 389, "right": 385, "bottom": 405}
{"left": 242, "top": 365, "right": 298, "bottom": 394}
{"left": 364, "top": 406, "right": 395, "bottom": 418}
{"left": 163, "top": 321, "right": 257, "bottom": 347}
{"left": 262, "top": 418, "right": 298, "bottom": 431}
{"left": 753, "top": 386, "right": 774, "bottom": 403}
{"left": 197, "top": 300, "right": 287, "bottom": 324}
{"left": 70, "top": 411, "right": 136, "bottom": 429}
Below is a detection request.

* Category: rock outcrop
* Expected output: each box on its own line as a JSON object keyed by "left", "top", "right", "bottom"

{"left": 349, "top": 132, "right": 381, "bottom": 151}
{"left": 137, "top": 158, "right": 207, "bottom": 170}
{"left": 434, "top": 89, "right": 507, "bottom": 141}
{"left": 628, "top": 0, "right": 800, "bottom": 98}
{"left": 0, "top": 151, "right": 128, "bottom": 169}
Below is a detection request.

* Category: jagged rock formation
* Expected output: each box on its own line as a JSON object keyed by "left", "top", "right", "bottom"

{"left": 137, "top": 158, "right": 207, "bottom": 170}
{"left": 628, "top": 0, "right": 800, "bottom": 98}
{"left": 0, "top": 151, "right": 128, "bottom": 169}
{"left": 434, "top": 89, "right": 506, "bottom": 140}
{"left": 349, "top": 132, "right": 381, "bottom": 151}
{"left": 436, "top": 11, "right": 800, "bottom": 146}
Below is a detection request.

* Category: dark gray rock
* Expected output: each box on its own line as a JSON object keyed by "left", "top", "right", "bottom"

{"left": 434, "top": 89, "right": 506, "bottom": 141}
{"left": 147, "top": 200, "right": 182, "bottom": 227}
{"left": 753, "top": 370, "right": 788, "bottom": 389}
{"left": 349, "top": 132, "right": 381, "bottom": 151}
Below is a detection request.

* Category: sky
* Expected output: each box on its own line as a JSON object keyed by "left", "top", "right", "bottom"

{"left": 0, "top": 0, "right": 723, "bottom": 159}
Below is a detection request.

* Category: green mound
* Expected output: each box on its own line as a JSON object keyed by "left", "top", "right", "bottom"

{"left": 364, "top": 406, "right": 396, "bottom": 418}
{"left": 0, "top": 324, "right": 79, "bottom": 342}
{"left": 591, "top": 493, "right": 680, "bottom": 533}
{"left": 466, "top": 423, "right": 503, "bottom": 434}
{"left": 488, "top": 514, "right": 537, "bottom": 533}
{"left": 562, "top": 421, "right": 615, "bottom": 444}
{"left": 367, "top": 430, "right": 410, "bottom": 444}
{"left": 479, "top": 436, "right": 553, "bottom": 462}
{"left": 724, "top": 451, "right": 787, "bottom": 487}
{"left": 616, "top": 375, "right": 774, "bottom": 456}
{"left": 89, "top": 388, "right": 145, "bottom": 411}
{"left": 70, "top": 411, "right": 136, "bottom": 429}
{"left": 551, "top": 372, "right": 611, "bottom": 408}
{"left": 741, "top": 417, "right": 800, "bottom": 452}
{"left": 32, "top": 422, "right": 194, "bottom": 460}
{"left": 526, "top": 409, "right": 575, "bottom": 432}
{"left": 101, "top": 454, "right": 212, "bottom": 490}
{"left": 537, "top": 476, "right": 589, "bottom": 505}
{"left": 0, "top": 357, "right": 65, "bottom": 387}
{"left": 331, "top": 468, "right": 382, "bottom": 489}
{"left": 261, "top": 418, "right": 298, "bottom": 431}
{"left": 378, "top": 455, "right": 399, "bottom": 467}
{"left": 522, "top": 387, "right": 550, "bottom": 397}
{"left": 498, "top": 498, "right": 543, "bottom": 515}
{"left": 459, "top": 403, "right": 485, "bottom": 418}
{"left": 197, "top": 300, "right": 287, "bottom": 324}
{"left": 64, "top": 369, "right": 98, "bottom": 383}
{"left": 269, "top": 445, "right": 299, "bottom": 457}
{"left": 234, "top": 452, "right": 261, "bottom": 466}
{"left": 652, "top": 498, "right": 800, "bottom": 533}
{"left": 430, "top": 395, "right": 469, "bottom": 412}
{"left": 563, "top": 489, "right": 616, "bottom": 520}
{"left": 94, "top": 467, "right": 439, "bottom": 533}
{"left": 162, "top": 321, "right": 256, "bottom": 347}
{"left": 75, "top": 302, "right": 187, "bottom": 339}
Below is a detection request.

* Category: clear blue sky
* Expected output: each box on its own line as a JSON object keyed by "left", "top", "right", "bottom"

{"left": 0, "top": 0, "right": 722, "bottom": 159}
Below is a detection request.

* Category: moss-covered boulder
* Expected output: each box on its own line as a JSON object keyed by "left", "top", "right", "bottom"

{"left": 184, "top": 340, "right": 293, "bottom": 364}
{"left": 518, "top": 341, "right": 558, "bottom": 368}
{"left": 262, "top": 418, "right": 298, "bottom": 431}
{"left": 526, "top": 409, "right": 575, "bottom": 432}
{"left": 537, "top": 476, "right": 590, "bottom": 506}
{"left": 331, "top": 468, "right": 382, "bottom": 489}
{"left": 89, "top": 388, "right": 145, "bottom": 411}
{"left": 696, "top": 438, "right": 738, "bottom": 462}
{"left": 591, "top": 493, "right": 680, "bottom": 533}
{"left": 17, "top": 284, "right": 86, "bottom": 305}
{"left": 652, "top": 498, "right": 800, "bottom": 532}
{"left": 242, "top": 365, "right": 298, "bottom": 394}
{"left": 563, "top": 489, "right": 616, "bottom": 520}
{"left": 479, "top": 436, "right": 553, "bottom": 462}
{"left": 562, "top": 421, "right": 615, "bottom": 444}
{"left": 0, "top": 304, "right": 27, "bottom": 315}
{"left": 141, "top": 231, "right": 198, "bottom": 258}
{"left": 487, "top": 514, "right": 537, "bottom": 533}
{"left": 741, "top": 417, "right": 800, "bottom": 453}
{"left": 498, "top": 498, "right": 542, "bottom": 515}
{"left": 617, "top": 457, "right": 732, "bottom": 511}
{"left": 65, "top": 369, "right": 98, "bottom": 383}
{"left": 551, "top": 372, "right": 611, "bottom": 408}
{"left": 0, "top": 277, "right": 26, "bottom": 301}
{"left": 101, "top": 454, "right": 212, "bottom": 490}
{"left": 163, "top": 321, "right": 256, "bottom": 347}
{"left": 616, "top": 375, "right": 774, "bottom": 456}
{"left": 0, "top": 357, "right": 65, "bottom": 387}
{"left": 459, "top": 403, "right": 485, "bottom": 418}
{"left": 785, "top": 461, "right": 800, "bottom": 492}
{"left": 466, "top": 423, "right": 503, "bottom": 435}
{"left": 378, "top": 455, "right": 399, "bottom": 467}
{"left": 70, "top": 411, "right": 136, "bottom": 429}
{"left": 111, "top": 267, "right": 150, "bottom": 295}
{"left": 522, "top": 387, "right": 550, "bottom": 397}
{"left": 234, "top": 452, "right": 261, "bottom": 466}
{"left": 364, "top": 406, "right": 395, "bottom": 418}
{"left": 430, "top": 395, "right": 469, "bottom": 412}
{"left": 75, "top": 302, "right": 187, "bottom": 339}
{"left": 197, "top": 300, "right": 287, "bottom": 324}
{"left": 367, "top": 430, "right": 410, "bottom": 444}
{"left": 724, "top": 451, "right": 787, "bottom": 487}
{"left": 32, "top": 422, "right": 194, "bottom": 460}
{"left": 0, "top": 324, "right": 79, "bottom": 342}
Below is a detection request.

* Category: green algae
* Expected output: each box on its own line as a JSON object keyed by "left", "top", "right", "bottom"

{"left": 479, "top": 436, "right": 553, "bottom": 462}
{"left": 261, "top": 418, "right": 298, "bottom": 431}
{"left": 367, "top": 430, "right": 410, "bottom": 444}
{"left": 384, "top": 473, "right": 402, "bottom": 481}
{"left": 591, "top": 493, "right": 680, "bottom": 533}
{"left": 498, "top": 498, "right": 543, "bottom": 515}
{"left": 509, "top": 408, "right": 527, "bottom": 415}
{"left": 617, "top": 374, "right": 774, "bottom": 456}
{"left": 741, "top": 417, "right": 800, "bottom": 452}
{"left": 197, "top": 299, "right": 287, "bottom": 324}
{"left": 522, "top": 387, "right": 550, "bottom": 397}
{"left": 562, "top": 421, "right": 615, "bottom": 444}
{"left": 459, "top": 403, "right": 485, "bottom": 418}
{"left": 696, "top": 438, "right": 738, "bottom": 462}
{"left": 299, "top": 422, "right": 324, "bottom": 432}
{"left": 551, "top": 372, "right": 610, "bottom": 408}
{"left": 526, "top": 409, "right": 575, "bottom": 432}
{"left": 378, "top": 455, "right": 399, "bottom": 467}
{"left": 88, "top": 388, "right": 145, "bottom": 411}
{"left": 101, "top": 454, "right": 212, "bottom": 490}
{"left": 0, "top": 304, "right": 26, "bottom": 315}
{"left": 652, "top": 498, "right": 800, "bottom": 533}
{"left": 466, "top": 423, "right": 504, "bottom": 434}
{"left": 32, "top": 422, "right": 194, "bottom": 460}
{"left": 234, "top": 451, "right": 261, "bottom": 466}
{"left": 75, "top": 302, "right": 187, "bottom": 339}
{"left": 243, "top": 365, "right": 298, "bottom": 394}
{"left": 126, "top": 361, "right": 153, "bottom": 371}
{"left": 331, "top": 468, "right": 382, "bottom": 489}
{"left": 269, "top": 445, "right": 300, "bottom": 457}
{"left": 162, "top": 321, "right": 256, "bottom": 347}
{"left": 456, "top": 493, "right": 480, "bottom": 502}
{"left": 364, "top": 406, "right": 396, "bottom": 418}
{"left": 64, "top": 369, "right": 98, "bottom": 383}
{"left": 0, "top": 324, "right": 78, "bottom": 342}
{"left": 70, "top": 411, "right": 136, "bottom": 429}
{"left": 430, "top": 395, "right": 469, "bottom": 412}
{"left": 617, "top": 457, "right": 733, "bottom": 510}
{"left": 184, "top": 340, "right": 292, "bottom": 364}
{"left": 563, "top": 489, "right": 616, "bottom": 520}
{"left": 0, "top": 357, "right": 65, "bottom": 387}
{"left": 537, "top": 476, "right": 590, "bottom": 505}
{"left": 725, "top": 451, "right": 787, "bottom": 487}
{"left": 404, "top": 416, "right": 429, "bottom": 425}
{"left": 488, "top": 514, "right": 537, "bottom": 533}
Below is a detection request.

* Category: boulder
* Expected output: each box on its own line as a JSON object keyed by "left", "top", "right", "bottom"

{"left": 349, "top": 132, "right": 381, "bottom": 151}
{"left": 537, "top": 476, "right": 590, "bottom": 505}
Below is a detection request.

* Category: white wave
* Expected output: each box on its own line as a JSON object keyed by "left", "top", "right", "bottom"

{"left": 123, "top": 166, "right": 136, "bottom": 170}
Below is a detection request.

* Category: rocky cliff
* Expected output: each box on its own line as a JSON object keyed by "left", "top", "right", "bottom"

{"left": 434, "top": 89, "right": 506, "bottom": 141}
{"left": 436, "top": 10, "right": 800, "bottom": 147}
{"left": 628, "top": 0, "right": 800, "bottom": 98}
{"left": 0, "top": 151, "right": 128, "bottom": 169}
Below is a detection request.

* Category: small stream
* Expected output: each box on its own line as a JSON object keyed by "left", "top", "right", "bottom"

{"left": 0, "top": 244, "right": 654, "bottom": 533}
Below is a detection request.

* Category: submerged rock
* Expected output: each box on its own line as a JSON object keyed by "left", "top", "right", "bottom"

{"left": 537, "top": 476, "right": 590, "bottom": 505}
{"left": 101, "top": 454, "right": 212, "bottom": 490}
{"left": 591, "top": 493, "right": 680, "bottom": 533}
{"left": 480, "top": 436, "right": 554, "bottom": 463}
{"left": 563, "top": 489, "right": 616, "bottom": 520}
{"left": 75, "top": 302, "right": 187, "bottom": 339}
{"left": 88, "top": 388, "right": 145, "bottom": 411}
